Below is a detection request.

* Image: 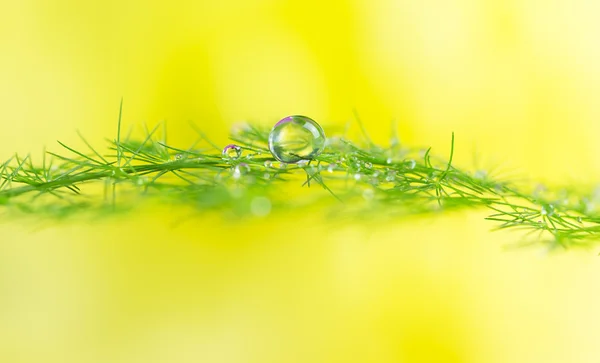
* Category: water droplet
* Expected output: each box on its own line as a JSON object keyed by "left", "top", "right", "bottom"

{"left": 364, "top": 162, "right": 373, "bottom": 169}
{"left": 406, "top": 159, "right": 416, "bottom": 170}
{"left": 175, "top": 153, "right": 183, "bottom": 160}
{"left": 386, "top": 158, "right": 392, "bottom": 164}
{"left": 232, "top": 163, "right": 250, "bottom": 179}
{"left": 250, "top": 196, "right": 272, "bottom": 217}
{"left": 541, "top": 204, "right": 555, "bottom": 217}
{"left": 264, "top": 160, "right": 273, "bottom": 168}
{"left": 385, "top": 170, "right": 396, "bottom": 182}
{"left": 474, "top": 170, "right": 487, "bottom": 180}
{"left": 327, "top": 163, "right": 336, "bottom": 173}
{"left": 268, "top": 115, "right": 326, "bottom": 163}
{"left": 354, "top": 173, "right": 362, "bottom": 181}
{"left": 577, "top": 216, "right": 583, "bottom": 223}
{"left": 223, "top": 144, "right": 242, "bottom": 159}
{"left": 297, "top": 160, "right": 309, "bottom": 168}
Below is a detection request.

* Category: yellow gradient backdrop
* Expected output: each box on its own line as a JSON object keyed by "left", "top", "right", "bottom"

{"left": 1, "top": 1, "right": 600, "bottom": 362}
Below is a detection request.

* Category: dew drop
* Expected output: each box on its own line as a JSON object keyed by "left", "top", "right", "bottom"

{"left": 223, "top": 144, "right": 242, "bottom": 159}
{"left": 407, "top": 159, "right": 416, "bottom": 170}
{"left": 354, "top": 173, "right": 362, "bottom": 181}
{"left": 232, "top": 163, "right": 250, "bottom": 179}
{"left": 364, "top": 162, "right": 373, "bottom": 169}
{"left": 327, "top": 163, "right": 336, "bottom": 173}
{"left": 385, "top": 170, "right": 396, "bottom": 182}
{"left": 541, "top": 204, "right": 555, "bottom": 217}
{"left": 386, "top": 158, "right": 392, "bottom": 164}
{"left": 268, "top": 115, "right": 326, "bottom": 163}
{"left": 264, "top": 160, "right": 273, "bottom": 169}
{"left": 297, "top": 160, "right": 309, "bottom": 168}
{"left": 577, "top": 216, "right": 583, "bottom": 223}
{"left": 175, "top": 153, "right": 183, "bottom": 160}
{"left": 474, "top": 170, "right": 488, "bottom": 180}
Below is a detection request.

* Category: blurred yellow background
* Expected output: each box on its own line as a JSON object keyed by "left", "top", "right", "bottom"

{"left": 1, "top": 1, "right": 600, "bottom": 362}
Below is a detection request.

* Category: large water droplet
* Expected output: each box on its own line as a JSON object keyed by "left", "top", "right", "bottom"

{"left": 223, "top": 144, "right": 242, "bottom": 159}
{"left": 268, "top": 115, "right": 326, "bottom": 163}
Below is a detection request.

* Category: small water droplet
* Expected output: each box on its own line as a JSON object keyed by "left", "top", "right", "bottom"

{"left": 327, "top": 163, "right": 336, "bottom": 173}
{"left": 232, "top": 163, "right": 250, "bottom": 179}
{"left": 541, "top": 204, "right": 555, "bottom": 217}
{"left": 354, "top": 173, "right": 362, "bottom": 181}
{"left": 386, "top": 158, "right": 393, "bottom": 164}
{"left": 223, "top": 144, "right": 242, "bottom": 159}
{"left": 268, "top": 115, "right": 326, "bottom": 163}
{"left": 474, "top": 170, "right": 487, "bottom": 180}
{"left": 406, "top": 159, "right": 416, "bottom": 170}
{"left": 364, "top": 162, "right": 373, "bottom": 169}
{"left": 297, "top": 160, "right": 309, "bottom": 168}
{"left": 264, "top": 160, "right": 273, "bottom": 168}
{"left": 175, "top": 153, "right": 183, "bottom": 160}
{"left": 250, "top": 196, "right": 272, "bottom": 217}
{"left": 385, "top": 170, "right": 396, "bottom": 182}
{"left": 577, "top": 216, "right": 583, "bottom": 223}
{"left": 263, "top": 172, "right": 271, "bottom": 180}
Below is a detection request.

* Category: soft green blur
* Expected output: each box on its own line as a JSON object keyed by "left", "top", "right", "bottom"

{"left": 2, "top": 1, "right": 600, "bottom": 362}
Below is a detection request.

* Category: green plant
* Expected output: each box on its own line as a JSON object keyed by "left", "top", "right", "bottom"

{"left": 1, "top": 105, "right": 599, "bottom": 250}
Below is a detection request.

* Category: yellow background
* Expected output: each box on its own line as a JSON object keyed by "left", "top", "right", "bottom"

{"left": 1, "top": 1, "right": 600, "bottom": 362}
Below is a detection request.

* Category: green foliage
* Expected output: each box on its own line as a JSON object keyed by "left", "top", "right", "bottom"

{"left": 1, "top": 115, "right": 600, "bottom": 250}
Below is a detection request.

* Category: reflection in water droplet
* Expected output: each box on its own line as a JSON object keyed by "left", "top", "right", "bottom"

{"left": 268, "top": 115, "right": 326, "bottom": 163}
{"left": 223, "top": 144, "right": 242, "bottom": 159}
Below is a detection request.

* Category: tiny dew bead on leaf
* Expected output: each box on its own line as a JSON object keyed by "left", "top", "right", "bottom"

{"left": 268, "top": 115, "right": 326, "bottom": 163}
{"left": 222, "top": 144, "right": 242, "bottom": 159}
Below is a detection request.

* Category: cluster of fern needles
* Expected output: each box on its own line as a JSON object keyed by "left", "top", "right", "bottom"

{"left": 1, "top": 107, "right": 599, "bottom": 250}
